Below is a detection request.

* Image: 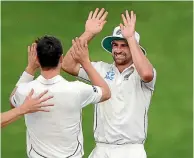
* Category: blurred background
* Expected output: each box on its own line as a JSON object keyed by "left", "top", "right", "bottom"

{"left": 1, "top": 1, "right": 193, "bottom": 158}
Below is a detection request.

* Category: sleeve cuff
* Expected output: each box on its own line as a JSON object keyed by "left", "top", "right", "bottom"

{"left": 92, "top": 86, "right": 102, "bottom": 104}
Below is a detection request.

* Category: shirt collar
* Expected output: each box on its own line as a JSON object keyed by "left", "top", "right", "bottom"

{"left": 112, "top": 62, "right": 135, "bottom": 74}
{"left": 37, "top": 75, "right": 64, "bottom": 85}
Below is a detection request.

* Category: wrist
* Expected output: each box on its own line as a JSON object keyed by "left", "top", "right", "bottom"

{"left": 25, "top": 66, "right": 37, "bottom": 76}
{"left": 126, "top": 35, "right": 136, "bottom": 41}
{"left": 81, "top": 60, "right": 91, "bottom": 69}
{"left": 15, "top": 106, "right": 25, "bottom": 116}
{"left": 126, "top": 35, "right": 138, "bottom": 46}
{"left": 83, "top": 31, "right": 95, "bottom": 38}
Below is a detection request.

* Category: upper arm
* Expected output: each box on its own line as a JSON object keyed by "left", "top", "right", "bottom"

{"left": 142, "top": 68, "right": 157, "bottom": 91}
{"left": 78, "top": 82, "right": 102, "bottom": 108}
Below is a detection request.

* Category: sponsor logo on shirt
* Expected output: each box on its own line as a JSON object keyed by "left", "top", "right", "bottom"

{"left": 105, "top": 70, "right": 115, "bottom": 81}
{"left": 124, "top": 74, "right": 130, "bottom": 80}
{"left": 124, "top": 68, "right": 134, "bottom": 80}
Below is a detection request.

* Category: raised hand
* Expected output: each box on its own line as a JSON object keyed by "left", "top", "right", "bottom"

{"left": 19, "top": 89, "right": 54, "bottom": 114}
{"left": 85, "top": 8, "right": 108, "bottom": 35}
{"left": 26, "top": 43, "right": 40, "bottom": 75}
{"left": 71, "top": 37, "right": 89, "bottom": 65}
{"left": 120, "top": 10, "right": 136, "bottom": 39}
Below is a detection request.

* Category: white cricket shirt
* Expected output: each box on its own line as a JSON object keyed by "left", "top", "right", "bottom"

{"left": 78, "top": 61, "right": 156, "bottom": 145}
{"left": 11, "top": 75, "right": 102, "bottom": 158}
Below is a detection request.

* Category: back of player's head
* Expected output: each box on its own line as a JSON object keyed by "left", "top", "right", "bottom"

{"left": 35, "top": 35, "right": 63, "bottom": 69}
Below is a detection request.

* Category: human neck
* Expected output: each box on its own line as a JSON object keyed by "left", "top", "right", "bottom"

{"left": 40, "top": 67, "right": 60, "bottom": 79}
{"left": 115, "top": 61, "right": 133, "bottom": 73}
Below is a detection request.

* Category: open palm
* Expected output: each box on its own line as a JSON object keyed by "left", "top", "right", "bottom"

{"left": 120, "top": 10, "right": 136, "bottom": 39}
{"left": 85, "top": 8, "right": 108, "bottom": 35}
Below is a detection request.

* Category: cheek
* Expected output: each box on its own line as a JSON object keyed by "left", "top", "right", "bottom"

{"left": 124, "top": 49, "right": 131, "bottom": 56}
{"left": 112, "top": 47, "right": 117, "bottom": 52}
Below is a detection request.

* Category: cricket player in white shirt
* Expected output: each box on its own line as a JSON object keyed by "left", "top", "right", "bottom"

{"left": 1, "top": 89, "right": 53, "bottom": 128}
{"left": 10, "top": 36, "right": 110, "bottom": 158}
{"left": 63, "top": 9, "right": 156, "bottom": 158}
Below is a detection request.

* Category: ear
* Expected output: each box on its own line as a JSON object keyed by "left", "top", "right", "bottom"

{"left": 59, "top": 55, "right": 63, "bottom": 63}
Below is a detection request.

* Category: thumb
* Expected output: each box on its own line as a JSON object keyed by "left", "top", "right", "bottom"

{"left": 120, "top": 23, "right": 124, "bottom": 30}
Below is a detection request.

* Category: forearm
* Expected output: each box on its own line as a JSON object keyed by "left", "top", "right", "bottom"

{"left": 15, "top": 68, "right": 35, "bottom": 88}
{"left": 62, "top": 31, "right": 95, "bottom": 76}
{"left": 1, "top": 108, "right": 22, "bottom": 128}
{"left": 10, "top": 70, "right": 34, "bottom": 94}
{"left": 127, "top": 37, "right": 153, "bottom": 82}
{"left": 79, "top": 31, "right": 95, "bottom": 44}
{"left": 25, "top": 66, "right": 37, "bottom": 76}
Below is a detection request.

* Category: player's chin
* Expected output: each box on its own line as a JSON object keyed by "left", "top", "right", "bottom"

{"left": 114, "top": 59, "right": 126, "bottom": 65}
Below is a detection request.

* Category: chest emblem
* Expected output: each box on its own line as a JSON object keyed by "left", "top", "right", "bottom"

{"left": 105, "top": 70, "right": 115, "bottom": 81}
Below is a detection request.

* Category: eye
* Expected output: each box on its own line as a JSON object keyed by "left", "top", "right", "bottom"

{"left": 121, "top": 44, "right": 128, "bottom": 47}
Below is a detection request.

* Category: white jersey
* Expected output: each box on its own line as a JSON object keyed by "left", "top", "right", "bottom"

{"left": 11, "top": 75, "right": 102, "bottom": 158}
{"left": 78, "top": 61, "right": 156, "bottom": 145}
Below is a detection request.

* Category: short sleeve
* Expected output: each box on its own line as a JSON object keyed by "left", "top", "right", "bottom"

{"left": 77, "top": 82, "right": 102, "bottom": 108}
{"left": 142, "top": 68, "right": 157, "bottom": 91}
{"left": 10, "top": 83, "right": 30, "bottom": 107}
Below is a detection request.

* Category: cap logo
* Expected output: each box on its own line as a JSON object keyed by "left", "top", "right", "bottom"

{"left": 116, "top": 29, "right": 121, "bottom": 35}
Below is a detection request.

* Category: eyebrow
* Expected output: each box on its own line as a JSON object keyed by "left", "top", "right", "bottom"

{"left": 112, "top": 42, "right": 128, "bottom": 46}
{"left": 121, "top": 43, "right": 128, "bottom": 46}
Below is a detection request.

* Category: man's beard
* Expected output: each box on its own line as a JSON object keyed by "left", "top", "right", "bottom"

{"left": 113, "top": 53, "right": 130, "bottom": 65}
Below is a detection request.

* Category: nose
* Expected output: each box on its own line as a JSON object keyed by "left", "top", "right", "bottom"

{"left": 114, "top": 50, "right": 122, "bottom": 55}
{"left": 113, "top": 47, "right": 122, "bottom": 54}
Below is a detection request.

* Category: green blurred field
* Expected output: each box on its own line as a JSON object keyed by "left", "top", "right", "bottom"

{"left": 1, "top": 1, "right": 193, "bottom": 158}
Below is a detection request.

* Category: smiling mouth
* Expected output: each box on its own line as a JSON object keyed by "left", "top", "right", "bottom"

{"left": 114, "top": 54, "right": 125, "bottom": 58}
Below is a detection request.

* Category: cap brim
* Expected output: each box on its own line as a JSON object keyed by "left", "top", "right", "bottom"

{"left": 101, "top": 36, "right": 147, "bottom": 55}
{"left": 101, "top": 36, "right": 124, "bottom": 53}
